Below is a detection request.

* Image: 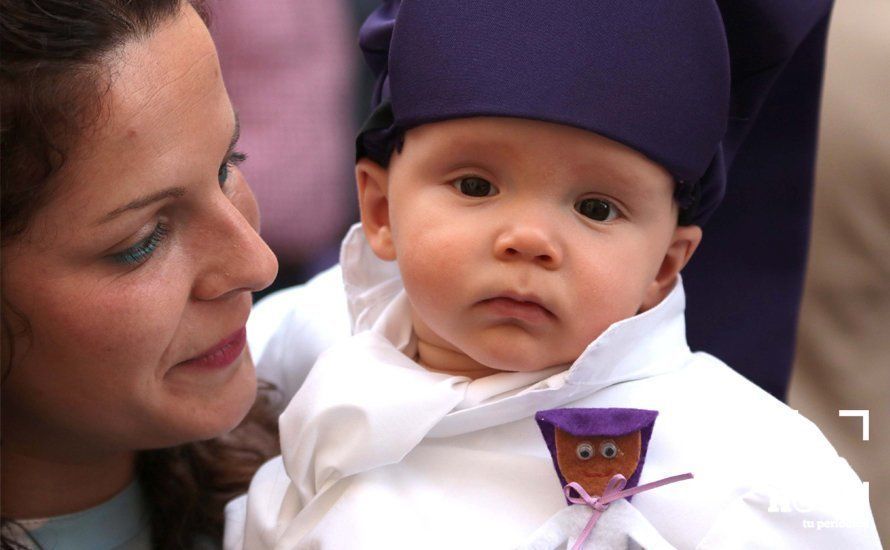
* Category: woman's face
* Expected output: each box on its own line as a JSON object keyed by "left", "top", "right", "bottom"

{"left": 0, "top": 5, "right": 278, "bottom": 458}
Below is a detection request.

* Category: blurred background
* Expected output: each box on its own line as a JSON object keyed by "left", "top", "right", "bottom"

{"left": 788, "top": 0, "right": 889, "bottom": 543}
{"left": 211, "top": 0, "right": 888, "bottom": 542}
{"left": 211, "top": 0, "right": 378, "bottom": 295}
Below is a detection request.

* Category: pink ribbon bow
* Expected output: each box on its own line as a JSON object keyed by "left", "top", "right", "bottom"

{"left": 564, "top": 472, "right": 693, "bottom": 550}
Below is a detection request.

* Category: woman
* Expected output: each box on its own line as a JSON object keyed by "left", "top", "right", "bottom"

{"left": 1, "top": 0, "right": 280, "bottom": 547}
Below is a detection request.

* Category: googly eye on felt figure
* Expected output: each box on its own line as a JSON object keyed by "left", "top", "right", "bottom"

{"left": 600, "top": 441, "right": 619, "bottom": 460}
{"left": 576, "top": 443, "right": 594, "bottom": 460}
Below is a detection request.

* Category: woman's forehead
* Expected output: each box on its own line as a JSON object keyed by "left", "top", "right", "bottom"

{"left": 33, "top": 5, "right": 233, "bottom": 233}
{"left": 104, "top": 5, "right": 223, "bottom": 142}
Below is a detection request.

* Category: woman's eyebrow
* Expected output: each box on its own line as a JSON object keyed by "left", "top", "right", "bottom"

{"left": 97, "top": 113, "right": 240, "bottom": 226}
{"left": 98, "top": 187, "right": 187, "bottom": 225}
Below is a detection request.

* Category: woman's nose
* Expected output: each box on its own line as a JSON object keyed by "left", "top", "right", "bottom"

{"left": 493, "top": 223, "right": 563, "bottom": 269}
{"left": 192, "top": 196, "right": 279, "bottom": 301}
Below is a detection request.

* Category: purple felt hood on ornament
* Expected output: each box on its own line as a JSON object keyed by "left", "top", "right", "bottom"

{"left": 535, "top": 408, "right": 658, "bottom": 503}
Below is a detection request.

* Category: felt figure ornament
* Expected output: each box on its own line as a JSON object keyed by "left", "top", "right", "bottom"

{"left": 520, "top": 409, "right": 693, "bottom": 550}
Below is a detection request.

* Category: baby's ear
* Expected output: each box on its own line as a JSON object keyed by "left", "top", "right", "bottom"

{"left": 356, "top": 158, "right": 396, "bottom": 261}
{"left": 641, "top": 225, "right": 702, "bottom": 311}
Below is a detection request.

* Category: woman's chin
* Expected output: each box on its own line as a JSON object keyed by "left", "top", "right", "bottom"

{"left": 156, "top": 355, "right": 258, "bottom": 445}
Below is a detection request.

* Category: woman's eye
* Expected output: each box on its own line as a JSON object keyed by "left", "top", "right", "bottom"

{"left": 600, "top": 440, "right": 619, "bottom": 459}
{"left": 453, "top": 176, "right": 497, "bottom": 197}
{"left": 575, "top": 198, "right": 618, "bottom": 222}
{"left": 110, "top": 223, "right": 169, "bottom": 266}
{"left": 576, "top": 442, "right": 594, "bottom": 460}
{"left": 218, "top": 150, "right": 247, "bottom": 187}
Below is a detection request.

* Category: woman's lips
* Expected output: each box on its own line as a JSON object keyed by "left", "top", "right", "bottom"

{"left": 479, "top": 295, "right": 554, "bottom": 324}
{"left": 175, "top": 327, "right": 247, "bottom": 370}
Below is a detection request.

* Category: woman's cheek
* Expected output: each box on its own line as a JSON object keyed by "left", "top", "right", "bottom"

{"left": 59, "top": 273, "right": 186, "bottom": 370}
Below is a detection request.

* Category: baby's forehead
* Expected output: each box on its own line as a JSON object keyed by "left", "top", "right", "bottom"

{"left": 399, "top": 117, "right": 676, "bottom": 198}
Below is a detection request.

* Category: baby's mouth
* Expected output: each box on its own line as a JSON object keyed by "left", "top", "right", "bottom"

{"left": 478, "top": 292, "right": 555, "bottom": 323}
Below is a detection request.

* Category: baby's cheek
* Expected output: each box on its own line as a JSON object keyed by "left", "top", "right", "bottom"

{"left": 399, "top": 236, "right": 465, "bottom": 300}
{"left": 401, "top": 274, "right": 455, "bottom": 337}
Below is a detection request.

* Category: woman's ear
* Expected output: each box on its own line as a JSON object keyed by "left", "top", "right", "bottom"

{"left": 641, "top": 225, "right": 702, "bottom": 311}
{"left": 356, "top": 158, "right": 396, "bottom": 261}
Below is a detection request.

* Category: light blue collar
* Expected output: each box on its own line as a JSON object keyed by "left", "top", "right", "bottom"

{"left": 16, "top": 481, "right": 151, "bottom": 550}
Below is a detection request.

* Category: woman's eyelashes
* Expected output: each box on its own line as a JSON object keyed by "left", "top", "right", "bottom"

{"left": 107, "top": 153, "right": 247, "bottom": 268}
{"left": 574, "top": 197, "right": 620, "bottom": 222}
{"left": 218, "top": 150, "right": 247, "bottom": 187}
{"left": 452, "top": 176, "right": 498, "bottom": 197}
{"left": 110, "top": 222, "right": 170, "bottom": 265}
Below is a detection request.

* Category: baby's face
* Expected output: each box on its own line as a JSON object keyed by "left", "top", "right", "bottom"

{"left": 363, "top": 117, "right": 697, "bottom": 375}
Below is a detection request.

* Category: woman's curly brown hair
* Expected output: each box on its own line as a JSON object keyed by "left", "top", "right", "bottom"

{"left": 1, "top": 1, "right": 280, "bottom": 547}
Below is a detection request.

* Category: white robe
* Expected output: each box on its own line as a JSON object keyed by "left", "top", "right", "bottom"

{"left": 227, "top": 225, "right": 880, "bottom": 549}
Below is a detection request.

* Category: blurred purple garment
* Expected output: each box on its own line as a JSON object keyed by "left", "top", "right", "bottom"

{"left": 212, "top": 0, "right": 355, "bottom": 267}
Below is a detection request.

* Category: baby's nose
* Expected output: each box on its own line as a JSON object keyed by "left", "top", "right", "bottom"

{"left": 493, "top": 225, "right": 562, "bottom": 269}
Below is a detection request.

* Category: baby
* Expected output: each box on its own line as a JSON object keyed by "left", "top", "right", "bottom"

{"left": 228, "top": 1, "right": 879, "bottom": 548}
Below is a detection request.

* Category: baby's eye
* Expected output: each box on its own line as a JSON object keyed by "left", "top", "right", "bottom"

{"left": 575, "top": 198, "right": 618, "bottom": 222}
{"left": 600, "top": 440, "right": 619, "bottom": 459}
{"left": 453, "top": 176, "right": 497, "bottom": 197}
{"left": 576, "top": 442, "right": 594, "bottom": 460}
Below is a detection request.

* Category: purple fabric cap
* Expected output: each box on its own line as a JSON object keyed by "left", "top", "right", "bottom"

{"left": 535, "top": 408, "right": 658, "bottom": 503}
{"left": 357, "top": 0, "right": 731, "bottom": 225}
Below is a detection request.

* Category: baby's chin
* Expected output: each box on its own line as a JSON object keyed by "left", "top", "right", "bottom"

{"left": 467, "top": 346, "right": 574, "bottom": 374}
{"left": 460, "top": 326, "right": 598, "bottom": 375}
{"left": 414, "top": 320, "right": 585, "bottom": 377}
